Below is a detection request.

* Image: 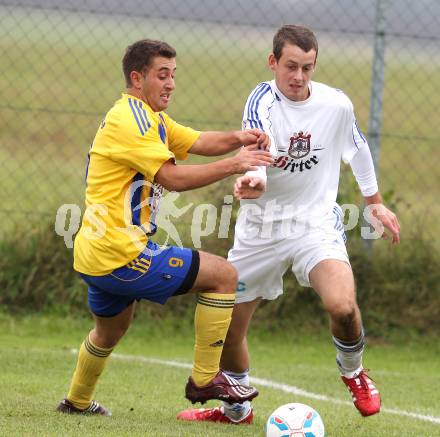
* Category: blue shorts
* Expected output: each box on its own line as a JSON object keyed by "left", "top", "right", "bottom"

{"left": 79, "top": 240, "right": 199, "bottom": 317}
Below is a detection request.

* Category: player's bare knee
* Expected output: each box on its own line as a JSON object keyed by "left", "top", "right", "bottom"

{"left": 225, "top": 270, "right": 238, "bottom": 294}
{"left": 225, "top": 262, "right": 239, "bottom": 291}
{"left": 90, "top": 330, "right": 117, "bottom": 349}
{"left": 93, "top": 320, "right": 131, "bottom": 348}
{"left": 116, "top": 322, "right": 131, "bottom": 339}
{"left": 213, "top": 260, "right": 238, "bottom": 294}
{"left": 328, "top": 301, "right": 358, "bottom": 328}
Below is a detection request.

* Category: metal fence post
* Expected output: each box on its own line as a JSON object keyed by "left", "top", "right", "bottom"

{"left": 365, "top": 0, "right": 388, "bottom": 249}
{"left": 368, "top": 0, "right": 387, "bottom": 172}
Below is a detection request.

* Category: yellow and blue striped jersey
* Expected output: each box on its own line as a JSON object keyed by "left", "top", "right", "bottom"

{"left": 74, "top": 93, "right": 200, "bottom": 275}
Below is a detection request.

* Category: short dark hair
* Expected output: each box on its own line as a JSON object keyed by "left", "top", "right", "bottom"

{"left": 122, "top": 39, "right": 176, "bottom": 86}
{"left": 273, "top": 25, "right": 318, "bottom": 61}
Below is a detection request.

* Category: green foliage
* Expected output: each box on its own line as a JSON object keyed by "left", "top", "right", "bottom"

{"left": 0, "top": 223, "right": 86, "bottom": 313}
{"left": 351, "top": 235, "right": 440, "bottom": 336}
{"left": 1, "top": 224, "right": 439, "bottom": 335}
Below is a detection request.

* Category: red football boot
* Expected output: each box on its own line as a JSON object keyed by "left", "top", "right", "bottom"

{"left": 341, "top": 369, "right": 381, "bottom": 416}
{"left": 177, "top": 406, "right": 253, "bottom": 424}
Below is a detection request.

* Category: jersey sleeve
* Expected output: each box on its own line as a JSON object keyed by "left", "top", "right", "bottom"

{"left": 242, "top": 83, "right": 277, "bottom": 181}
{"left": 343, "top": 103, "right": 378, "bottom": 195}
{"left": 242, "top": 82, "right": 277, "bottom": 157}
{"left": 341, "top": 101, "right": 370, "bottom": 164}
{"left": 107, "top": 109, "right": 174, "bottom": 182}
{"left": 162, "top": 113, "right": 201, "bottom": 161}
{"left": 349, "top": 145, "right": 378, "bottom": 196}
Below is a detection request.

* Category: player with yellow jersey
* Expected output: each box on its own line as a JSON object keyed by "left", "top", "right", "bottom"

{"left": 73, "top": 94, "right": 201, "bottom": 276}
{"left": 57, "top": 39, "right": 273, "bottom": 417}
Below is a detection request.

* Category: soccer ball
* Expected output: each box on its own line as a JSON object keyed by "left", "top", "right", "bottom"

{"left": 266, "top": 402, "right": 325, "bottom": 437}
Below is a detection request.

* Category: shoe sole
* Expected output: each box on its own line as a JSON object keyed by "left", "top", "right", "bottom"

{"left": 186, "top": 388, "right": 258, "bottom": 405}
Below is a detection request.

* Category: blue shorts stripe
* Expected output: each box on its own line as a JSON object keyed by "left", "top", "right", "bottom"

{"left": 333, "top": 207, "right": 347, "bottom": 241}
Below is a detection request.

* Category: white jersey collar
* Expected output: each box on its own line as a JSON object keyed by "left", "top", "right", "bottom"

{"left": 272, "top": 80, "right": 313, "bottom": 107}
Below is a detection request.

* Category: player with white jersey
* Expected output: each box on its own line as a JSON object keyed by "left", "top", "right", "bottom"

{"left": 241, "top": 79, "right": 368, "bottom": 227}
{"left": 177, "top": 24, "right": 400, "bottom": 425}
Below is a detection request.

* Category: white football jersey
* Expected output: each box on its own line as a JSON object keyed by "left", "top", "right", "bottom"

{"left": 241, "top": 80, "right": 367, "bottom": 225}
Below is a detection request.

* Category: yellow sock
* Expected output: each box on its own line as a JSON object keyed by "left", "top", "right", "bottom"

{"left": 192, "top": 292, "right": 235, "bottom": 387}
{"left": 67, "top": 334, "right": 113, "bottom": 409}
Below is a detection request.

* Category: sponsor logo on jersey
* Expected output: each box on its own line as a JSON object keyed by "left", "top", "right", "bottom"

{"left": 273, "top": 154, "right": 319, "bottom": 173}
{"left": 288, "top": 131, "right": 311, "bottom": 159}
{"left": 273, "top": 130, "right": 325, "bottom": 173}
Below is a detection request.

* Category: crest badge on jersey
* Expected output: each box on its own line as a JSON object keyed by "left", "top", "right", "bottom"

{"left": 288, "top": 131, "right": 311, "bottom": 159}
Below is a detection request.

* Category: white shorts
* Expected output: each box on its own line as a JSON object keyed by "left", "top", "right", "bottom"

{"left": 228, "top": 205, "right": 350, "bottom": 304}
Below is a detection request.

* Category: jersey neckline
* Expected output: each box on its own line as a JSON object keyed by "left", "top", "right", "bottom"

{"left": 271, "top": 80, "right": 314, "bottom": 107}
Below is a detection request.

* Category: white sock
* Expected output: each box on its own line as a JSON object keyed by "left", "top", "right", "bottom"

{"left": 333, "top": 330, "right": 365, "bottom": 378}
{"left": 222, "top": 370, "right": 252, "bottom": 421}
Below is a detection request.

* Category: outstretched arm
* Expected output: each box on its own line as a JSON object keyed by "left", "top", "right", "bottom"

{"left": 188, "top": 128, "right": 269, "bottom": 156}
{"left": 349, "top": 146, "right": 400, "bottom": 244}
{"left": 155, "top": 144, "right": 273, "bottom": 192}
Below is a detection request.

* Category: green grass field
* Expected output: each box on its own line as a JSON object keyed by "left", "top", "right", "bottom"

{"left": 1, "top": 313, "right": 439, "bottom": 437}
